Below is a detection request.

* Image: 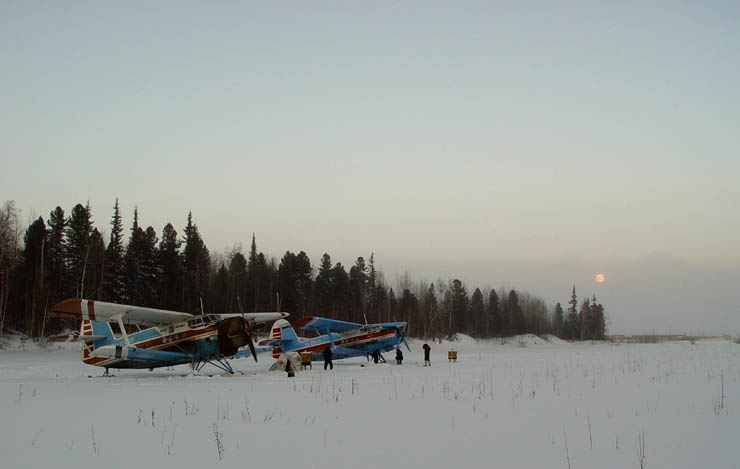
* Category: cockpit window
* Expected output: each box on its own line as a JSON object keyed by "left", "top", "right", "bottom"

{"left": 187, "top": 315, "right": 222, "bottom": 328}
{"left": 204, "top": 314, "right": 221, "bottom": 325}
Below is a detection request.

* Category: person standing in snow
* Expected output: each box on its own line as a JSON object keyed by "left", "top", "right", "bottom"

{"left": 323, "top": 345, "right": 333, "bottom": 370}
{"left": 423, "top": 343, "right": 431, "bottom": 366}
{"left": 285, "top": 356, "right": 295, "bottom": 377}
{"left": 395, "top": 348, "right": 403, "bottom": 365}
{"left": 372, "top": 349, "right": 381, "bottom": 364}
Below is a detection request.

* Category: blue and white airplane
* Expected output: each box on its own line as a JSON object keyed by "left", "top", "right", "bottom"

{"left": 259, "top": 316, "right": 410, "bottom": 362}
{"left": 48, "top": 298, "right": 288, "bottom": 375}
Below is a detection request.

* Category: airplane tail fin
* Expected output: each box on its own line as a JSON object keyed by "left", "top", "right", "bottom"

{"left": 267, "top": 319, "right": 301, "bottom": 359}
{"left": 80, "top": 319, "right": 115, "bottom": 364}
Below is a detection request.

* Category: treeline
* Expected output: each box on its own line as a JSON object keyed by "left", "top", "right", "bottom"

{"left": 0, "top": 200, "right": 606, "bottom": 340}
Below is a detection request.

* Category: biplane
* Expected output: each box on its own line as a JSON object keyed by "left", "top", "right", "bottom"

{"left": 259, "top": 316, "right": 410, "bottom": 362}
{"left": 47, "top": 298, "right": 288, "bottom": 375}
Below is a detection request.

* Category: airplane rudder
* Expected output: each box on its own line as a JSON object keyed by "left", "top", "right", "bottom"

{"left": 271, "top": 319, "right": 288, "bottom": 340}
{"left": 279, "top": 322, "right": 299, "bottom": 345}
{"left": 80, "top": 320, "right": 116, "bottom": 364}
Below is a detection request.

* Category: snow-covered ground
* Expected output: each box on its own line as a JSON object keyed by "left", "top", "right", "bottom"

{"left": 2, "top": 334, "right": 739, "bottom": 468}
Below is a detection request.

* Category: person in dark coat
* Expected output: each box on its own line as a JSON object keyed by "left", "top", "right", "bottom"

{"left": 285, "top": 356, "right": 295, "bottom": 377}
{"left": 372, "top": 349, "right": 381, "bottom": 364}
{"left": 323, "top": 346, "right": 333, "bottom": 370}
{"left": 395, "top": 348, "right": 403, "bottom": 365}
{"left": 423, "top": 343, "right": 431, "bottom": 366}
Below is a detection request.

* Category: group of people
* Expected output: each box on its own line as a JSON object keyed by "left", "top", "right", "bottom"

{"left": 286, "top": 343, "right": 433, "bottom": 377}
{"left": 317, "top": 343, "right": 432, "bottom": 370}
{"left": 394, "top": 344, "right": 432, "bottom": 365}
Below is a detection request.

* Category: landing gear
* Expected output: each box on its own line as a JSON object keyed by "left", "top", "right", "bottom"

{"left": 102, "top": 368, "right": 113, "bottom": 377}
{"left": 192, "top": 356, "right": 236, "bottom": 374}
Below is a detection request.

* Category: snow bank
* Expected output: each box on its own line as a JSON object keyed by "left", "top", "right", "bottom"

{"left": 541, "top": 334, "right": 569, "bottom": 345}
{"left": 0, "top": 332, "right": 43, "bottom": 352}
{"left": 0, "top": 332, "right": 80, "bottom": 352}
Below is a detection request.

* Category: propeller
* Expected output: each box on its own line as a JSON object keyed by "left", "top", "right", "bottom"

{"left": 237, "top": 296, "right": 258, "bottom": 362}
{"left": 395, "top": 324, "right": 411, "bottom": 352}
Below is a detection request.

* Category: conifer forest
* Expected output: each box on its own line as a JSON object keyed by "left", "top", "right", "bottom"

{"left": 0, "top": 199, "right": 606, "bottom": 340}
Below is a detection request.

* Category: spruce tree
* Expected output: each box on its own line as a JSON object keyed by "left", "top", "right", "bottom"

{"left": 314, "top": 253, "right": 333, "bottom": 314}
{"left": 22, "top": 217, "right": 46, "bottom": 336}
{"left": 450, "top": 279, "right": 469, "bottom": 334}
{"left": 252, "top": 252, "right": 273, "bottom": 312}
{"left": 593, "top": 299, "right": 606, "bottom": 340}
{"left": 247, "top": 233, "right": 258, "bottom": 272}
{"left": 399, "top": 289, "right": 419, "bottom": 334}
{"left": 471, "top": 288, "right": 485, "bottom": 337}
{"left": 423, "top": 283, "right": 439, "bottom": 338}
{"left": 367, "top": 253, "right": 377, "bottom": 318}
{"left": 65, "top": 203, "right": 93, "bottom": 298}
{"left": 387, "top": 287, "right": 398, "bottom": 324}
{"left": 330, "top": 262, "right": 350, "bottom": 320}
{"left": 246, "top": 233, "right": 258, "bottom": 311}
{"left": 277, "top": 251, "right": 312, "bottom": 315}
{"left": 212, "top": 263, "right": 229, "bottom": 313}
{"left": 442, "top": 288, "right": 454, "bottom": 338}
{"left": 553, "top": 302, "right": 564, "bottom": 338}
{"left": 85, "top": 228, "right": 105, "bottom": 301}
{"left": 140, "top": 226, "right": 159, "bottom": 306}
{"left": 371, "top": 280, "right": 387, "bottom": 325}
{"left": 508, "top": 290, "right": 525, "bottom": 335}
{"left": 349, "top": 257, "right": 367, "bottom": 323}
{"left": 104, "top": 198, "right": 126, "bottom": 302}
{"left": 46, "top": 206, "right": 67, "bottom": 302}
{"left": 182, "top": 212, "right": 210, "bottom": 313}
{"left": 565, "top": 286, "right": 579, "bottom": 340}
{"left": 587, "top": 294, "right": 606, "bottom": 340}
{"left": 488, "top": 289, "right": 501, "bottom": 338}
{"left": 123, "top": 207, "right": 144, "bottom": 304}
{"left": 158, "top": 222, "right": 182, "bottom": 310}
{"left": 579, "top": 298, "right": 591, "bottom": 340}
{"left": 227, "top": 251, "right": 247, "bottom": 312}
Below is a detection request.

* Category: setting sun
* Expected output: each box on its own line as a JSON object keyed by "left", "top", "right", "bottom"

{"left": 595, "top": 273, "right": 606, "bottom": 283}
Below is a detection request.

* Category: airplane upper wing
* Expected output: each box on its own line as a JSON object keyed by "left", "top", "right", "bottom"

{"left": 292, "top": 316, "right": 363, "bottom": 333}
{"left": 375, "top": 321, "right": 408, "bottom": 330}
{"left": 48, "top": 299, "right": 193, "bottom": 326}
{"left": 48, "top": 298, "right": 288, "bottom": 327}
{"left": 220, "top": 312, "right": 290, "bottom": 325}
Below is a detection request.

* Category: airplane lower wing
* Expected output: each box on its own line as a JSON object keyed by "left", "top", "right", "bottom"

{"left": 91, "top": 345, "right": 193, "bottom": 363}
{"left": 233, "top": 346, "right": 273, "bottom": 359}
{"left": 257, "top": 338, "right": 281, "bottom": 347}
{"left": 329, "top": 345, "right": 363, "bottom": 359}
{"left": 47, "top": 332, "right": 107, "bottom": 343}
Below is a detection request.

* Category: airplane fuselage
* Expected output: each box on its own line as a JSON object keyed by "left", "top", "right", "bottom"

{"left": 272, "top": 325, "right": 400, "bottom": 360}
{"left": 80, "top": 315, "right": 224, "bottom": 369}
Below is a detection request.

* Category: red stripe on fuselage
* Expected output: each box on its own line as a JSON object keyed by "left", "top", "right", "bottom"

{"left": 87, "top": 300, "right": 96, "bottom": 321}
{"left": 132, "top": 325, "right": 219, "bottom": 350}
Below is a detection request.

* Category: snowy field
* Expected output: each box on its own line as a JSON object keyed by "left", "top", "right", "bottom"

{"left": 2, "top": 334, "right": 739, "bottom": 469}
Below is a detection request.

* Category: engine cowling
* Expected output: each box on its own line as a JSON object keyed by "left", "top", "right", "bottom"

{"left": 217, "top": 317, "right": 250, "bottom": 356}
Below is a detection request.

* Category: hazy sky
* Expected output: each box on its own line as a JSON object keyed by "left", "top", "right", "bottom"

{"left": 2, "top": 2, "right": 739, "bottom": 334}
